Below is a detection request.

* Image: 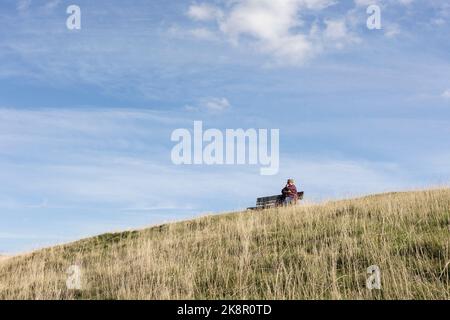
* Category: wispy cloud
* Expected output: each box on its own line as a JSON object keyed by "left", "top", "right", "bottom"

{"left": 185, "top": 97, "right": 231, "bottom": 113}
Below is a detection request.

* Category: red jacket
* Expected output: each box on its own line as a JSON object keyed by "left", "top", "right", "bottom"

{"left": 282, "top": 184, "right": 298, "bottom": 200}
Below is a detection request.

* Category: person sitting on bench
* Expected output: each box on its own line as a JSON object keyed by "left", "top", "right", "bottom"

{"left": 282, "top": 179, "right": 298, "bottom": 205}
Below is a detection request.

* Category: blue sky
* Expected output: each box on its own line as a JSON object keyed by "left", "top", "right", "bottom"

{"left": 1, "top": 0, "right": 449, "bottom": 254}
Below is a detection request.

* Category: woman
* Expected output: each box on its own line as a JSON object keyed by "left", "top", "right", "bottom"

{"left": 282, "top": 179, "right": 298, "bottom": 205}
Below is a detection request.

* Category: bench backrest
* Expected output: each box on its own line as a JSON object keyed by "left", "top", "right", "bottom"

{"left": 256, "top": 191, "right": 304, "bottom": 209}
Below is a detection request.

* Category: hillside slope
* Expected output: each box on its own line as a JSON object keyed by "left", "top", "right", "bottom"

{"left": 0, "top": 189, "right": 449, "bottom": 300}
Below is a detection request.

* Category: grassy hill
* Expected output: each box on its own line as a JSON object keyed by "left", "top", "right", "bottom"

{"left": 0, "top": 189, "right": 449, "bottom": 300}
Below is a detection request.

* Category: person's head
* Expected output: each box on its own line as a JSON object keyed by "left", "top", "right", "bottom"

{"left": 287, "top": 179, "right": 295, "bottom": 185}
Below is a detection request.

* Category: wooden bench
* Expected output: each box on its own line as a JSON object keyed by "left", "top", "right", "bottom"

{"left": 248, "top": 191, "right": 304, "bottom": 210}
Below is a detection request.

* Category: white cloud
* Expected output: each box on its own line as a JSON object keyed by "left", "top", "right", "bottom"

{"left": 202, "top": 97, "right": 231, "bottom": 112}
{"left": 217, "top": 0, "right": 330, "bottom": 65}
{"left": 322, "top": 19, "right": 360, "bottom": 49}
{"left": 442, "top": 89, "right": 450, "bottom": 99}
{"left": 186, "top": 97, "right": 231, "bottom": 113}
{"left": 186, "top": 0, "right": 361, "bottom": 66}
{"left": 187, "top": 3, "right": 223, "bottom": 21}
{"left": 218, "top": 0, "right": 305, "bottom": 41}
{"left": 324, "top": 19, "right": 348, "bottom": 39}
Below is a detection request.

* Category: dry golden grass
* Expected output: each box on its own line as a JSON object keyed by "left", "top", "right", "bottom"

{"left": 0, "top": 189, "right": 449, "bottom": 300}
